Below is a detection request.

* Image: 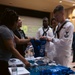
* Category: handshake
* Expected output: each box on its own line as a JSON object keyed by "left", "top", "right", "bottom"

{"left": 40, "top": 36, "right": 52, "bottom": 42}
{"left": 28, "top": 36, "right": 53, "bottom": 42}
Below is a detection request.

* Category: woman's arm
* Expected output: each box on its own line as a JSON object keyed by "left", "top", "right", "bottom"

{"left": 14, "top": 35, "right": 31, "bottom": 44}
{"left": 4, "top": 39, "right": 31, "bottom": 67}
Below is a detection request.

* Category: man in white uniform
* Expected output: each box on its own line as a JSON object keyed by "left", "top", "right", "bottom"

{"left": 49, "top": 5, "right": 74, "bottom": 66}
{"left": 36, "top": 17, "right": 56, "bottom": 61}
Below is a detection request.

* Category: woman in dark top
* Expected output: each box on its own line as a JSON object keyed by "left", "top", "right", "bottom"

{"left": 13, "top": 17, "right": 28, "bottom": 57}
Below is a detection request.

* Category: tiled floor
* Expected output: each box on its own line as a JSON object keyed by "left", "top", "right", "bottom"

{"left": 68, "top": 55, "right": 75, "bottom": 71}
{"left": 69, "top": 62, "right": 75, "bottom": 71}
{"left": 60, "top": 55, "right": 75, "bottom": 72}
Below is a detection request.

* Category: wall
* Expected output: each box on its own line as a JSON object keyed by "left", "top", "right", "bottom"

{"left": 65, "top": 6, "right": 75, "bottom": 31}
{"left": 0, "top": 4, "right": 50, "bottom": 20}
{"left": 0, "top": 4, "right": 50, "bottom": 37}
{"left": 20, "top": 16, "right": 42, "bottom": 37}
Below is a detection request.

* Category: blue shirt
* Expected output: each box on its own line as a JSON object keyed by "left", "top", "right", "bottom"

{"left": 30, "top": 39, "right": 46, "bottom": 57}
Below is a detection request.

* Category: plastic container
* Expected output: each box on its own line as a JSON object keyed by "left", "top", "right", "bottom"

{"left": 11, "top": 59, "right": 17, "bottom": 75}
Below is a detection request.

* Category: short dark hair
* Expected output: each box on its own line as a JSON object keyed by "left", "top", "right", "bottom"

{"left": 0, "top": 8, "right": 18, "bottom": 27}
{"left": 51, "top": 18, "right": 56, "bottom": 25}
{"left": 43, "top": 17, "right": 49, "bottom": 23}
{"left": 53, "top": 5, "right": 64, "bottom": 14}
{"left": 43, "top": 17, "right": 48, "bottom": 20}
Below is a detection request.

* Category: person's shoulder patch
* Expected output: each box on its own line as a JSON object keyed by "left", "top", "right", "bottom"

{"left": 64, "top": 32, "right": 69, "bottom": 38}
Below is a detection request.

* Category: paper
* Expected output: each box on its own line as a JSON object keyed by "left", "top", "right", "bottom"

{"left": 9, "top": 67, "right": 30, "bottom": 75}
{"left": 9, "top": 58, "right": 23, "bottom": 66}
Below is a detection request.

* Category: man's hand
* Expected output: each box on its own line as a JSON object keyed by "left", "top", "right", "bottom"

{"left": 40, "top": 36, "right": 46, "bottom": 40}
{"left": 40, "top": 36, "right": 52, "bottom": 42}
{"left": 24, "top": 61, "right": 31, "bottom": 68}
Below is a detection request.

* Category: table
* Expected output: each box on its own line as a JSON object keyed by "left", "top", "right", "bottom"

{"left": 8, "top": 58, "right": 75, "bottom": 75}
{"left": 9, "top": 58, "right": 30, "bottom": 75}
{"left": 27, "top": 65, "right": 75, "bottom": 75}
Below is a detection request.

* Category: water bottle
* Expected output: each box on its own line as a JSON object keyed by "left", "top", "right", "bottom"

{"left": 11, "top": 59, "right": 17, "bottom": 75}
{"left": 25, "top": 45, "right": 30, "bottom": 58}
{"left": 25, "top": 45, "right": 34, "bottom": 59}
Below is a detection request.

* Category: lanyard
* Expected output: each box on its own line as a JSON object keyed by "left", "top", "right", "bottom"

{"left": 42, "top": 27, "right": 49, "bottom": 36}
{"left": 56, "top": 21, "right": 68, "bottom": 38}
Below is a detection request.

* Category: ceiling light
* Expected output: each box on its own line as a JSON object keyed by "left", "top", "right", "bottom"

{"left": 73, "top": 4, "right": 75, "bottom": 6}
{"left": 59, "top": 0, "right": 62, "bottom": 3}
